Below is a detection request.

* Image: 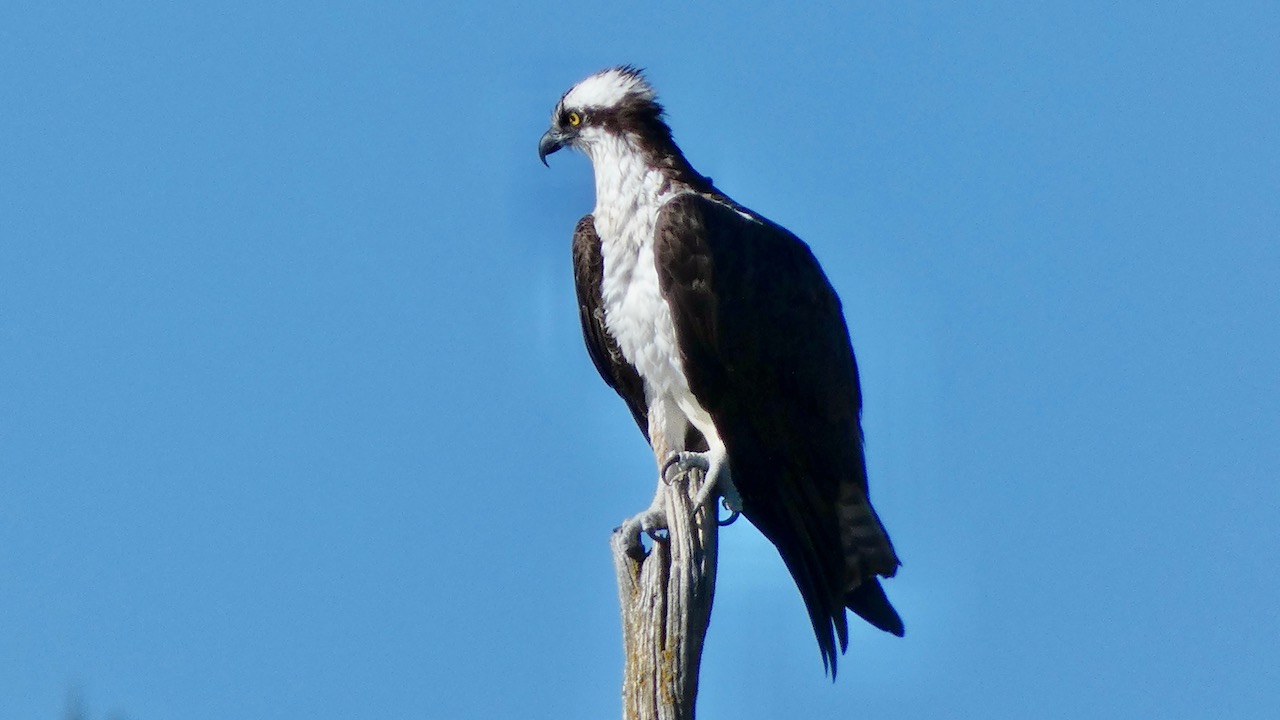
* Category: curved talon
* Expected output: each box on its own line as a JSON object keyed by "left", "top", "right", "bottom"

{"left": 660, "top": 454, "right": 681, "bottom": 485}
{"left": 717, "top": 497, "right": 741, "bottom": 526}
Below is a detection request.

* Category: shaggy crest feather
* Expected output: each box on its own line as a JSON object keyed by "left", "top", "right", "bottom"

{"left": 561, "top": 66, "right": 656, "bottom": 110}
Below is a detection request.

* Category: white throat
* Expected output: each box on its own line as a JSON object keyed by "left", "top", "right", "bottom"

{"left": 585, "top": 132, "right": 672, "bottom": 243}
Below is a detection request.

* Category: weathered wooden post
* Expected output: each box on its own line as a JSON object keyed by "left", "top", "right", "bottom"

{"left": 610, "top": 468, "right": 719, "bottom": 720}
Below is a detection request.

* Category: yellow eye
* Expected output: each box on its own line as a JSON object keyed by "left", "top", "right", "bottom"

{"left": 567, "top": 111, "right": 581, "bottom": 127}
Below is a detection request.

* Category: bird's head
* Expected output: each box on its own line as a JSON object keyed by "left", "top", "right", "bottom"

{"left": 538, "top": 66, "right": 666, "bottom": 166}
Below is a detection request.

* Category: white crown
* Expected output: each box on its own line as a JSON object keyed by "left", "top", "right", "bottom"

{"left": 561, "top": 67, "right": 656, "bottom": 109}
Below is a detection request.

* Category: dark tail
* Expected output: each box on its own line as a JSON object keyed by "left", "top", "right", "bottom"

{"left": 845, "top": 578, "right": 904, "bottom": 637}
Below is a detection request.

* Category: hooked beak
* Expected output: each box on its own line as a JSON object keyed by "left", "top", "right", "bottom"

{"left": 538, "top": 129, "right": 567, "bottom": 167}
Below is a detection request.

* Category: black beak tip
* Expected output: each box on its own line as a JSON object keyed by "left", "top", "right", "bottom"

{"left": 538, "top": 130, "right": 564, "bottom": 167}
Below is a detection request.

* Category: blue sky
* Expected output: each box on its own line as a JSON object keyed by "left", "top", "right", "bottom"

{"left": 2, "top": 2, "right": 1277, "bottom": 718}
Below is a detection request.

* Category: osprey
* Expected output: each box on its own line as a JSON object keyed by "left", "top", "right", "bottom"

{"left": 539, "top": 67, "right": 903, "bottom": 675}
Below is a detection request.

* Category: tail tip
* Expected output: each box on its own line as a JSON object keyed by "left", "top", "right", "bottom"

{"left": 846, "top": 579, "right": 905, "bottom": 637}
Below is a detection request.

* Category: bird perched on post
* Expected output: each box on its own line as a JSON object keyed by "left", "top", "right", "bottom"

{"left": 539, "top": 66, "right": 903, "bottom": 675}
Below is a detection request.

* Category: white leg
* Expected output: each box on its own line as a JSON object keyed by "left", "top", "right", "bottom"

{"left": 615, "top": 397, "right": 685, "bottom": 556}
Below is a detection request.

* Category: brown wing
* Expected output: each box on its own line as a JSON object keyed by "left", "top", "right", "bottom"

{"left": 572, "top": 215, "right": 650, "bottom": 439}
{"left": 654, "top": 194, "right": 901, "bottom": 675}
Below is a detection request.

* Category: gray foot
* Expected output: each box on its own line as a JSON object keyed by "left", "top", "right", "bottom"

{"left": 615, "top": 504, "right": 669, "bottom": 559}
{"left": 699, "top": 474, "right": 743, "bottom": 526}
{"left": 661, "top": 451, "right": 709, "bottom": 484}
{"left": 666, "top": 449, "right": 742, "bottom": 526}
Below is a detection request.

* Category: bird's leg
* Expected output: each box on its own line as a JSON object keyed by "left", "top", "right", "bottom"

{"left": 616, "top": 401, "right": 681, "bottom": 557}
{"left": 664, "top": 446, "right": 742, "bottom": 526}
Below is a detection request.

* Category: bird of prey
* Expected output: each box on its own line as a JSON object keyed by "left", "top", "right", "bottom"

{"left": 539, "top": 66, "right": 903, "bottom": 675}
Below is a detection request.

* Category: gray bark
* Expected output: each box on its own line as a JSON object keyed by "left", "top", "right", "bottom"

{"left": 610, "top": 468, "right": 719, "bottom": 720}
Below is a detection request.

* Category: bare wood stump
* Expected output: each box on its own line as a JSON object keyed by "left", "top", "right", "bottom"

{"left": 610, "top": 468, "right": 720, "bottom": 720}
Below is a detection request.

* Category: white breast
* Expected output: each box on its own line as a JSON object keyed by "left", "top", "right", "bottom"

{"left": 588, "top": 135, "right": 702, "bottom": 442}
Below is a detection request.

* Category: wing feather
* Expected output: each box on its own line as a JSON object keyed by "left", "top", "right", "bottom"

{"left": 654, "top": 195, "right": 901, "bottom": 674}
{"left": 572, "top": 215, "right": 650, "bottom": 438}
